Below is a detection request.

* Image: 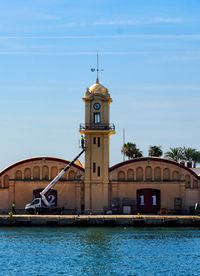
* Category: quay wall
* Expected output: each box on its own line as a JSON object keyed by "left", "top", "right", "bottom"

{"left": 1, "top": 215, "right": 200, "bottom": 227}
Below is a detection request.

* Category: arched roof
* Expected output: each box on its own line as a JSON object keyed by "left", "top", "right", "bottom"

{"left": 0, "top": 156, "right": 85, "bottom": 176}
{"left": 109, "top": 157, "right": 200, "bottom": 180}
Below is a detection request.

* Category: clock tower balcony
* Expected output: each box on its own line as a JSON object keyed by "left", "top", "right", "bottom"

{"left": 79, "top": 123, "right": 115, "bottom": 134}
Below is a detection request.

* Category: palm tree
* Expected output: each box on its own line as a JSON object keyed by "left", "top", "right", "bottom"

{"left": 182, "top": 147, "right": 196, "bottom": 162}
{"left": 148, "top": 145, "right": 163, "bottom": 157}
{"left": 192, "top": 150, "right": 200, "bottom": 168}
{"left": 182, "top": 147, "right": 200, "bottom": 168}
{"left": 121, "top": 142, "right": 143, "bottom": 160}
{"left": 164, "top": 147, "right": 183, "bottom": 162}
{"left": 165, "top": 147, "right": 200, "bottom": 167}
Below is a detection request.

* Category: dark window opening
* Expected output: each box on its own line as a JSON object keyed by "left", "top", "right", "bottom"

{"left": 93, "top": 163, "right": 96, "bottom": 173}
{"left": 98, "top": 137, "right": 101, "bottom": 147}
{"left": 98, "top": 166, "right": 100, "bottom": 176}
{"left": 93, "top": 137, "right": 96, "bottom": 144}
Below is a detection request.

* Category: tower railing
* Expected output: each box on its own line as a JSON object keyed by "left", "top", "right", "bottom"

{"left": 80, "top": 123, "right": 115, "bottom": 131}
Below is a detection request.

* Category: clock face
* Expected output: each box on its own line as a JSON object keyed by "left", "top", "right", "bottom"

{"left": 93, "top": 102, "right": 101, "bottom": 110}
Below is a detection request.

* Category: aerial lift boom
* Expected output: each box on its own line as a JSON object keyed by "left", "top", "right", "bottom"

{"left": 25, "top": 148, "right": 85, "bottom": 214}
{"left": 40, "top": 149, "right": 85, "bottom": 207}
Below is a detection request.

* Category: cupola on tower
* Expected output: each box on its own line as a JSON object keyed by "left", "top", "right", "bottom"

{"left": 80, "top": 77, "right": 115, "bottom": 213}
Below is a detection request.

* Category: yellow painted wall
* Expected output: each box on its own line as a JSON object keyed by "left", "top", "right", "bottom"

{"left": 109, "top": 158, "right": 200, "bottom": 212}
{"left": 0, "top": 157, "right": 84, "bottom": 211}
{"left": 0, "top": 189, "right": 9, "bottom": 211}
{"left": 0, "top": 156, "right": 199, "bottom": 213}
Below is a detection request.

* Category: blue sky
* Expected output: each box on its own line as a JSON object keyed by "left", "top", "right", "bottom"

{"left": 0, "top": 0, "right": 200, "bottom": 170}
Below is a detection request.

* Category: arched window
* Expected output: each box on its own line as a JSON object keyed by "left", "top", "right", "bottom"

{"left": 24, "top": 168, "right": 31, "bottom": 180}
{"left": 59, "top": 168, "right": 65, "bottom": 180}
{"left": 145, "top": 166, "right": 152, "bottom": 181}
{"left": 3, "top": 175, "right": 9, "bottom": 188}
{"left": 15, "top": 170, "right": 22, "bottom": 180}
{"left": 136, "top": 167, "right": 143, "bottom": 181}
{"left": 51, "top": 166, "right": 58, "bottom": 179}
{"left": 172, "top": 171, "right": 180, "bottom": 181}
{"left": 154, "top": 167, "right": 161, "bottom": 181}
{"left": 193, "top": 180, "right": 198, "bottom": 189}
{"left": 118, "top": 171, "right": 125, "bottom": 181}
{"left": 93, "top": 112, "right": 101, "bottom": 124}
{"left": 127, "top": 169, "right": 134, "bottom": 181}
{"left": 33, "top": 166, "right": 40, "bottom": 180}
{"left": 163, "top": 168, "right": 170, "bottom": 181}
{"left": 68, "top": 170, "right": 76, "bottom": 180}
{"left": 185, "top": 175, "right": 191, "bottom": 188}
{"left": 42, "top": 166, "right": 49, "bottom": 180}
{"left": 76, "top": 170, "right": 83, "bottom": 181}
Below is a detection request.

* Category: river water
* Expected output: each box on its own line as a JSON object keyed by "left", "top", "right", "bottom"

{"left": 0, "top": 227, "right": 200, "bottom": 276}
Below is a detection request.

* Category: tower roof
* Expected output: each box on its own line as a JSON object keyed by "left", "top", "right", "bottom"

{"left": 88, "top": 81, "right": 108, "bottom": 94}
{"left": 83, "top": 80, "right": 112, "bottom": 102}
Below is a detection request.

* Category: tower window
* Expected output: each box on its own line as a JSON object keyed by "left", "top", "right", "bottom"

{"left": 98, "top": 166, "right": 100, "bottom": 176}
{"left": 93, "top": 112, "right": 101, "bottom": 124}
{"left": 93, "top": 137, "right": 96, "bottom": 144}
{"left": 98, "top": 137, "right": 101, "bottom": 147}
{"left": 93, "top": 163, "right": 96, "bottom": 173}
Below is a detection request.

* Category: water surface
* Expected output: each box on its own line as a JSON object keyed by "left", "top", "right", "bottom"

{"left": 0, "top": 227, "right": 200, "bottom": 275}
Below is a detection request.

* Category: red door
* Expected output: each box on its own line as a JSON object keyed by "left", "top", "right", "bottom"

{"left": 137, "top": 189, "right": 160, "bottom": 214}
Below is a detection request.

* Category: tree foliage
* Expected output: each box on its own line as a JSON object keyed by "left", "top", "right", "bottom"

{"left": 192, "top": 150, "right": 200, "bottom": 168}
{"left": 121, "top": 142, "right": 200, "bottom": 168}
{"left": 182, "top": 147, "right": 196, "bottom": 162}
{"left": 164, "top": 147, "right": 183, "bottom": 162}
{"left": 148, "top": 145, "right": 163, "bottom": 157}
{"left": 121, "top": 142, "right": 143, "bottom": 160}
{"left": 164, "top": 147, "right": 200, "bottom": 168}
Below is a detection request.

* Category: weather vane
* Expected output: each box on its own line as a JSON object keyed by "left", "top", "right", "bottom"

{"left": 91, "top": 51, "right": 104, "bottom": 83}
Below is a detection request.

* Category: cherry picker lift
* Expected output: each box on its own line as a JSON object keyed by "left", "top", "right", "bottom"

{"left": 25, "top": 146, "right": 85, "bottom": 214}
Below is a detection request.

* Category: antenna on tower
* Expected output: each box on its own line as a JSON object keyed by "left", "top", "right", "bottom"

{"left": 91, "top": 51, "right": 104, "bottom": 84}
{"left": 123, "top": 128, "right": 126, "bottom": 162}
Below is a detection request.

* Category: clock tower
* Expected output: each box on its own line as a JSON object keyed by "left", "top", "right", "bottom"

{"left": 80, "top": 78, "right": 115, "bottom": 213}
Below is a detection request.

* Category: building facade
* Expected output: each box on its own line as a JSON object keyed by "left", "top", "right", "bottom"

{"left": 0, "top": 157, "right": 84, "bottom": 212}
{"left": 0, "top": 80, "right": 199, "bottom": 214}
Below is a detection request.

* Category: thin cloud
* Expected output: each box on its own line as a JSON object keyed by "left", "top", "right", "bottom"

{"left": 151, "top": 17, "right": 188, "bottom": 24}
{"left": 0, "top": 50, "right": 200, "bottom": 61}
{"left": 60, "top": 17, "right": 196, "bottom": 28}
{"left": 0, "top": 8, "right": 60, "bottom": 21}
{"left": 136, "top": 98, "right": 200, "bottom": 111}
{"left": 30, "top": 11, "right": 60, "bottom": 21}
{"left": 0, "top": 34, "right": 200, "bottom": 40}
{"left": 0, "top": 16, "right": 196, "bottom": 33}
{"left": 93, "top": 17, "right": 192, "bottom": 27}
{"left": 0, "top": 51, "right": 96, "bottom": 55}
{"left": 156, "top": 54, "right": 200, "bottom": 62}
{"left": 0, "top": 50, "right": 165, "bottom": 56}
{"left": 125, "top": 84, "right": 200, "bottom": 92}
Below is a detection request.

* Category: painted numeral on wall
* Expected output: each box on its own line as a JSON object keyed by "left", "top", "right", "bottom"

{"left": 140, "top": 195, "right": 144, "bottom": 205}
{"left": 48, "top": 195, "right": 56, "bottom": 206}
{"left": 152, "top": 195, "right": 157, "bottom": 205}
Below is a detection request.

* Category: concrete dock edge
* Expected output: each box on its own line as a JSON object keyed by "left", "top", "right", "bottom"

{"left": 0, "top": 215, "right": 200, "bottom": 227}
